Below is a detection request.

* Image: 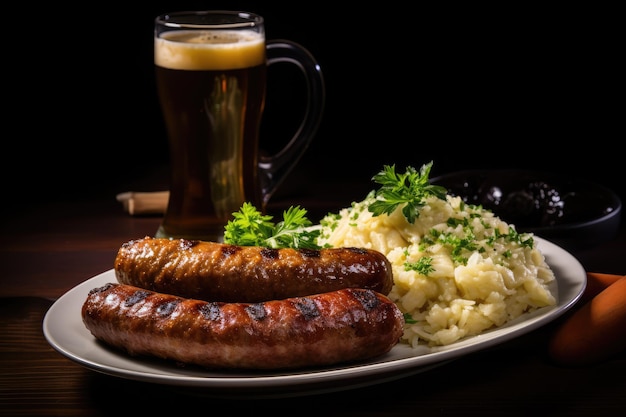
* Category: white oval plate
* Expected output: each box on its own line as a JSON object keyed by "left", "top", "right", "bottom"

{"left": 43, "top": 237, "right": 586, "bottom": 398}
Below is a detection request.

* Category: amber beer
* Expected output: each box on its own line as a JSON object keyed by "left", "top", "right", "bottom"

{"left": 154, "top": 27, "right": 268, "bottom": 241}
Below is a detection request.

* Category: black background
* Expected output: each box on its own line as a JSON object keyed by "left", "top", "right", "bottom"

{"left": 5, "top": 3, "right": 623, "bottom": 212}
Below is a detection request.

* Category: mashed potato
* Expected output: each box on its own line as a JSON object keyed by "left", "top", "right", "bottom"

{"left": 317, "top": 185, "right": 556, "bottom": 347}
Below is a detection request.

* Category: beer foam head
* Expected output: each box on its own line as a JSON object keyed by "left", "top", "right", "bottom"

{"left": 155, "top": 30, "right": 265, "bottom": 70}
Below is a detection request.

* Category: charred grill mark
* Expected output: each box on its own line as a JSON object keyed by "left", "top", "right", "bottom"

{"left": 245, "top": 303, "right": 267, "bottom": 320}
{"left": 89, "top": 283, "right": 115, "bottom": 295}
{"left": 298, "top": 248, "right": 321, "bottom": 258}
{"left": 350, "top": 289, "right": 380, "bottom": 311}
{"left": 178, "top": 239, "right": 198, "bottom": 250}
{"left": 199, "top": 302, "right": 221, "bottom": 321}
{"left": 346, "top": 247, "right": 368, "bottom": 255}
{"left": 293, "top": 297, "right": 320, "bottom": 320}
{"left": 221, "top": 245, "right": 241, "bottom": 257}
{"left": 156, "top": 300, "right": 180, "bottom": 316}
{"left": 124, "top": 289, "right": 151, "bottom": 307}
{"left": 260, "top": 248, "right": 279, "bottom": 259}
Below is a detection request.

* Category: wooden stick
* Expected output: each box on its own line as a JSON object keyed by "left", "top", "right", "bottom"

{"left": 116, "top": 191, "right": 169, "bottom": 215}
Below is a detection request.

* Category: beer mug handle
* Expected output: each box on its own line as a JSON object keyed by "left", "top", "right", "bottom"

{"left": 259, "top": 39, "right": 326, "bottom": 206}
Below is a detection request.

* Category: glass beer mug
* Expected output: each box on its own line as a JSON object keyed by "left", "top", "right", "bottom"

{"left": 154, "top": 10, "right": 325, "bottom": 242}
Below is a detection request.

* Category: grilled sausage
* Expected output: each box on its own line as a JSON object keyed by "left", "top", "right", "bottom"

{"left": 114, "top": 237, "right": 394, "bottom": 302}
{"left": 81, "top": 283, "right": 405, "bottom": 370}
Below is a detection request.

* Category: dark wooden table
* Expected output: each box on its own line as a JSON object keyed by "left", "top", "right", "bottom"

{"left": 1, "top": 180, "right": 625, "bottom": 416}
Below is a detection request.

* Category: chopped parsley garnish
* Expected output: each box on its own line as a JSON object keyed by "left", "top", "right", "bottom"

{"left": 404, "top": 256, "right": 435, "bottom": 276}
{"left": 403, "top": 312, "right": 417, "bottom": 324}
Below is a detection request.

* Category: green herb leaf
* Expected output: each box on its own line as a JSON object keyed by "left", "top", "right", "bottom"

{"left": 404, "top": 256, "right": 435, "bottom": 276}
{"left": 368, "top": 161, "right": 447, "bottom": 223}
{"left": 403, "top": 312, "right": 417, "bottom": 324}
{"left": 223, "top": 203, "right": 321, "bottom": 249}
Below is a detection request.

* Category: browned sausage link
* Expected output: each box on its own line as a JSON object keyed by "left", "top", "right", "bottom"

{"left": 81, "top": 283, "right": 405, "bottom": 370}
{"left": 114, "top": 236, "right": 394, "bottom": 302}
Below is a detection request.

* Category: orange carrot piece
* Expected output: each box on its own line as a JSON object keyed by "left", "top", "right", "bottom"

{"left": 548, "top": 275, "right": 626, "bottom": 366}
{"left": 580, "top": 273, "right": 625, "bottom": 304}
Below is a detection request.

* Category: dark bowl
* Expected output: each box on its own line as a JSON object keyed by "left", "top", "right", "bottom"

{"left": 430, "top": 169, "right": 622, "bottom": 252}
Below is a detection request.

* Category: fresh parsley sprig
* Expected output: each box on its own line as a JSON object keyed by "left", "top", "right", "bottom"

{"left": 368, "top": 161, "right": 448, "bottom": 224}
{"left": 223, "top": 202, "right": 322, "bottom": 249}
